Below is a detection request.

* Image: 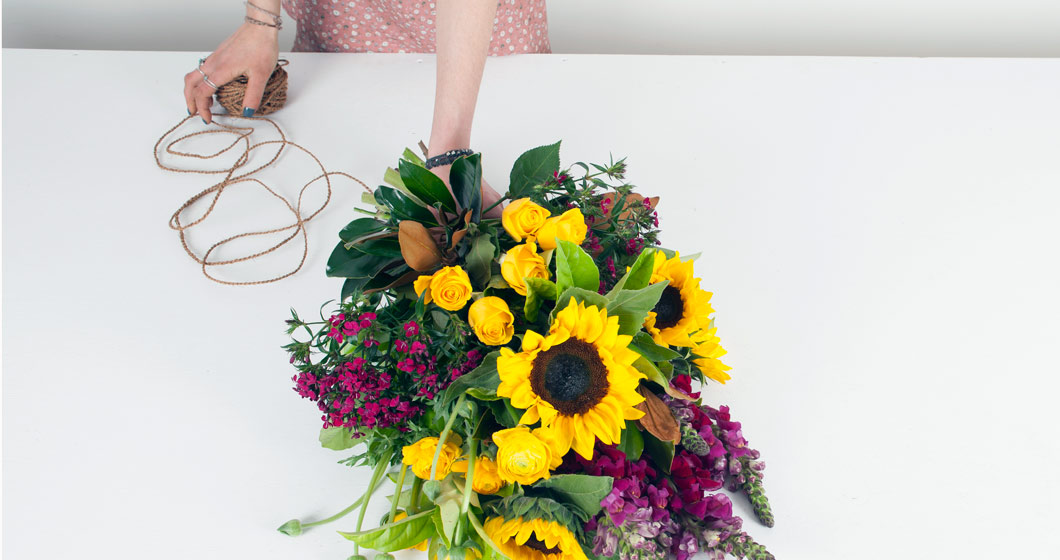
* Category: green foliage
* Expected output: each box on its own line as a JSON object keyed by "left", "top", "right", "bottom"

{"left": 554, "top": 240, "right": 600, "bottom": 295}
{"left": 606, "top": 280, "right": 668, "bottom": 336}
{"left": 629, "top": 332, "right": 681, "bottom": 362}
{"left": 399, "top": 160, "right": 457, "bottom": 215}
{"left": 374, "top": 186, "right": 438, "bottom": 225}
{"left": 339, "top": 507, "right": 437, "bottom": 551}
{"left": 616, "top": 420, "right": 644, "bottom": 461}
{"left": 552, "top": 288, "right": 609, "bottom": 321}
{"left": 466, "top": 235, "right": 496, "bottom": 289}
{"left": 642, "top": 432, "right": 676, "bottom": 474}
{"left": 524, "top": 277, "right": 558, "bottom": 322}
{"left": 508, "top": 141, "right": 561, "bottom": 199}
{"left": 532, "top": 475, "right": 614, "bottom": 518}
{"left": 339, "top": 218, "right": 386, "bottom": 244}
{"left": 319, "top": 427, "right": 362, "bottom": 451}
{"left": 326, "top": 238, "right": 401, "bottom": 279}
{"left": 607, "top": 247, "right": 657, "bottom": 295}
{"left": 450, "top": 154, "right": 483, "bottom": 222}
{"left": 437, "top": 351, "right": 500, "bottom": 410}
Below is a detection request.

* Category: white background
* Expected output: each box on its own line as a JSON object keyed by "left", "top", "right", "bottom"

{"left": 2, "top": 0, "right": 1060, "bottom": 56}
{"left": 4, "top": 49, "right": 1060, "bottom": 559}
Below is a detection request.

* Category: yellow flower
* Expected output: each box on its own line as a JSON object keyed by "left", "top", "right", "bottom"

{"left": 497, "top": 298, "right": 646, "bottom": 459}
{"left": 690, "top": 327, "right": 732, "bottom": 384}
{"left": 484, "top": 516, "right": 588, "bottom": 560}
{"left": 468, "top": 296, "right": 515, "bottom": 346}
{"left": 643, "top": 251, "right": 716, "bottom": 348}
{"left": 500, "top": 242, "right": 549, "bottom": 296}
{"left": 502, "top": 198, "right": 551, "bottom": 242}
{"left": 535, "top": 208, "right": 588, "bottom": 251}
{"left": 402, "top": 436, "right": 461, "bottom": 480}
{"left": 429, "top": 266, "right": 473, "bottom": 311}
{"left": 452, "top": 455, "right": 505, "bottom": 495}
{"left": 393, "top": 511, "right": 428, "bottom": 551}
{"left": 414, "top": 273, "right": 435, "bottom": 304}
{"left": 492, "top": 426, "right": 562, "bottom": 485}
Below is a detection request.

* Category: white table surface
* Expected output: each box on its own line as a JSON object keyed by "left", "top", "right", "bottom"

{"left": 3, "top": 49, "right": 1060, "bottom": 559}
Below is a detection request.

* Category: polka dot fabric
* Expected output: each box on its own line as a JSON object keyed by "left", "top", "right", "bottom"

{"left": 281, "top": 0, "right": 550, "bottom": 55}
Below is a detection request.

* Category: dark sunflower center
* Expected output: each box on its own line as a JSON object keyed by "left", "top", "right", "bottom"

{"left": 651, "top": 285, "right": 684, "bottom": 330}
{"left": 523, "top": 535, "right": 562, "bottom": 555}
{"left": 530, "top": 338, "right": 609, "bottom": 416}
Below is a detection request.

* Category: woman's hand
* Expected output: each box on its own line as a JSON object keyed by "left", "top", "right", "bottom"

{"left": 183, "top": 21, "right": 279, "bottom": 124}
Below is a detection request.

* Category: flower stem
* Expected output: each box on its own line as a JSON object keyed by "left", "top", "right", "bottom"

{"left": 455, "top": 439, "right": 478, "bottom": 545}
{"left": 481, "top": 195, "right": 509, "bottom": 216}
{"left": 389, "top": 463, "right": 408, "bottom": 523}
{"left": 300, "top": 495, "right": 367, "bottom": 529}
{"left": 409, "top": 477, "right": 424, "bottom": 513}
{"left": 430, "top": 394, "right": 467, "bottom": 481}
{"left": 353, "top": 448, "right": 395, "bottom": 554}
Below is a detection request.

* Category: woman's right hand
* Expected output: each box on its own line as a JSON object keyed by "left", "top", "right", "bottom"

{"left": 184, "top": 21, "right": 279, "bottom": 124}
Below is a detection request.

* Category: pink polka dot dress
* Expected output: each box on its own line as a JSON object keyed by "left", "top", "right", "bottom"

{"left": 281, "top": 0, "right": 550, "bottom": 55}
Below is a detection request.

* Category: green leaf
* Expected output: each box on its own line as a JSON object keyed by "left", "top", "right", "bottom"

{"left": 633, "top": 356, "right": 671, "bottom": 389}
{"left": 374, "top": 186, "right": 438, "bottom": 225}
{"left": 350, "top": 237, "right": 402, "bottom": 258}
{"left": 339, "top": 218, "right": 386, "bottom": 244}
{"left": 319, "top": 427, "right": 362, "bottom": 451}
{"left": 524, "top": 277, "right": 558, "bottom": 323}
{"left": 554, "top": 240, "right": 600, "bottom": 295}
{"left": 399, "top": 160, "right": 457, "bottom": 215}
{"left": 432, "top": 478, "right": 464, "bottom": 543}
{"left": 450, "top": 154, "right": 483, "bottom": 222}
{"left": 277, "top": 519, "right": 303, "bottom": 537}
{"left": 488, "top": 399, "right": 521, "bottom": 428}
{"left": 629, "top": 332, "right": 681, "bottom": 362}
{"left": 616, "top": 420, "right": 644, "bottom": 461}
{"left": 466, "top": 235, "right": 496, "bottom": 289}
{"left": 339, "top": 508, "right": 437, "bottom": 552}
{"left": 383, "top": 167, "right": 405, "bottom": 189}
{"left": 469, "top": 513, "right": 506, "bottom": 560}
{"left": 437, "top": 351, "right": 500, "bottom": 409}
{"left": 402, "top": 148, "right": 426, "bottom": 167}
{"left": 643, "top": 433, "right": 676, "bottom": 474}
{"left": 342, "top": 277, "right": 369, "bottom": 301}
{"left": 533, "top": 475, "right": 613, "bottom": 517}
{"left": 508, "top": 141, "right": 561, "bottom": 198}
{"left": 607, "top": 247, "right": 658, "bottom": 295}
{"left": 552, "top": 287, "right": 609, "bottom": 323}
{"left": 606, "top": 281, "right": 668, "bottom": 336}
{"left": 327, "top": 241, "right": 401, "bottom": 279}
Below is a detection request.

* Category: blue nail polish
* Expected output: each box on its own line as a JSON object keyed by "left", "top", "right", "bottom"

{"left": 187, "top": 108, "right": 192, "bottom": 115}
{"left": 202, "top": 118, "right": 208, "bottom": 125}
{"left": 242, "top": 107, "right": 256, "bottom": 117}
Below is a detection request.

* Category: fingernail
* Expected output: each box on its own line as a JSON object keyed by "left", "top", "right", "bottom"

{"left": 202, "top": 117, "right": 208, "bottom": 125}
{"left": 242, "top": 107, "right": 255, "bottom": 117}
{"left": 187, "top": 108, "right": 192, "bottom": 115}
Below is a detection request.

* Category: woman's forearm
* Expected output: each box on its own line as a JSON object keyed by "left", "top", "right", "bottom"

{"left": 429, "top": 0, "right": 498, "bottom": 155}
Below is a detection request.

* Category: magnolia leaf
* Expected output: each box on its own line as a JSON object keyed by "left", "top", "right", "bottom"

{"left": 376, "top": 186, "right": 438, "bottom": 225}
{"left": 554, "top": 240, "right": 599, "bottom": 295}
{"left": 634, "top": 386, "right": 681, "bottom": 444}
{"left": 643, "top": 432, "right": 676, "bottom": 474}
{"left": 508, "top": 141, "right": 561, "bottom": 198}
{"left": 327, "top": 241, "right": 401, "bottom": 279}
{"left": 450, "top": 154, "right": 483, "bottom": 222}
{"left": 398, "top": 220, "right": 444, "bottom": 272}
{"left": 399, "top": 160, "right": 457, "bottom": 215}
{"left": 533, "top": 475, "right": 613, "bottom": 517}
{"left": 606, "top": 281, "right": 668, "bottom": 336}
{"left": 338, "top": 217, "right": 386, "bottom": 244}
{"left": 339, "top": 508, "right": 437, "bottom": 551}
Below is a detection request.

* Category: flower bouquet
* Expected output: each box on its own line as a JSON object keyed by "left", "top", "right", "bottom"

{"left": 279, "top": 143, "right": 775, "bottom": 560}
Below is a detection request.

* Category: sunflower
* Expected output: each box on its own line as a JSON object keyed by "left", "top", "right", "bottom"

{"left": 690, "top": 326, "right": 732, "bottom": 384}
{"left": 497, "top": 298, "right": 645, "bottom": 459}
{"left": 483, "top": 516, "right": 588, "bottom": 560}
{"left": 643, "top": 251, "right": 717, "bottom": 348}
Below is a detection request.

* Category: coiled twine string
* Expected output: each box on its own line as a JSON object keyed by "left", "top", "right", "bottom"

{"left": 154, "top": 106, "right": 370, "bottom": 285}
{"left": 215, "top": 59, "right": 290, "bottom": 116}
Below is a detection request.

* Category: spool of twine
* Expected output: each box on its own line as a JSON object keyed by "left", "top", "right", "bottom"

{"left": 215, "top": 59, "right": 290, "bottom": 116}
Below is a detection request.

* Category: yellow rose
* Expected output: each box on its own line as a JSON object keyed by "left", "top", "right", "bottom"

{"left": 414, "top": 273, "right": 434, "bottom": 304}
{"left": 500, "top": 242, "right": 549, "bottom": 296}
{"left": 452, "top": 455, "right": 505, "bottom": 495}
{"left": 467, "top": 297, "right": 515, "bottom": 346}
{"left": 429, "top": 266, "right": 473, "bottom": 311}
{"left": 492, "top": 426, "right": 559, "bottom": 485}
{"left": 535, "top": 208, "right": 588, "bottom": 251}
{"left": 501, "top": 198, "right": 551, "bottom": 242}
{"left": 393, "top": 511, "right": 429, "bottom": 551}
{"left": 402, "top": 436, "right": 461, "bottom": 480}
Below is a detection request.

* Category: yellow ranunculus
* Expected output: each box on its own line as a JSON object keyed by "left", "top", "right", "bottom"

{"left": 535, "top": 208, "right": 588, "bottom": 251}
{"left": 414, "top": 273, "right": 435, "bottom": 304}
{"left": 500, "top": 242, "right": 549, "bottom": 296}
{"left": 468, "top": 297, "right": 515, "bottom": 345}
{"left": 492, "top": 426, "right": 560, "bottom": 485}
{"left": 393, "top": 511, "right": 429, "bottom": 551}
{"left": 402, "top": 436, "right": 461, "bottom": 480}
{"left": 428, "top": 266, "right": 473, "bottom": 311}
{"left": 453, "top": 455, "right": 505, "bottom": 495}
{"left": 501, "top": 198, "right": 550, "bottom": 242}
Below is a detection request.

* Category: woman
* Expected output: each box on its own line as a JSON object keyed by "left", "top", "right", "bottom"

{"left": 183, "top": 0, "right": 550, "bottom": 213}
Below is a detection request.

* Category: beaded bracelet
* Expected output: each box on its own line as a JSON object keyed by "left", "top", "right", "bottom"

{"left": 425, "top": 149, "right": 475, "bottom": 169}
{"left": 245, "top": 15, "right": 282, "bottom": 30}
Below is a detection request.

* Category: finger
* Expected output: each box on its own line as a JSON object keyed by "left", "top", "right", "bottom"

{"left": 193, "top": 81, "right": 216, "bottom": 124}
{"left": 183, "top": 71, "right": 200, "bottom": 116}
{"left": 241, "top": 72, "right": 269, "bottom": 117}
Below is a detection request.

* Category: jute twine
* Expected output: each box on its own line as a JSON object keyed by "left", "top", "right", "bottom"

{"left": 215, "top": 59, "right": 290, "bottom": 116}
{"left": 153, "top": 114, "right": 370, "bottom": 285}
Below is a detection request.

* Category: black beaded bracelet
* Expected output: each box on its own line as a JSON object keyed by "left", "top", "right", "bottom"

{"left": 425, "top": 149, "right": 474, "bottom": 169}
